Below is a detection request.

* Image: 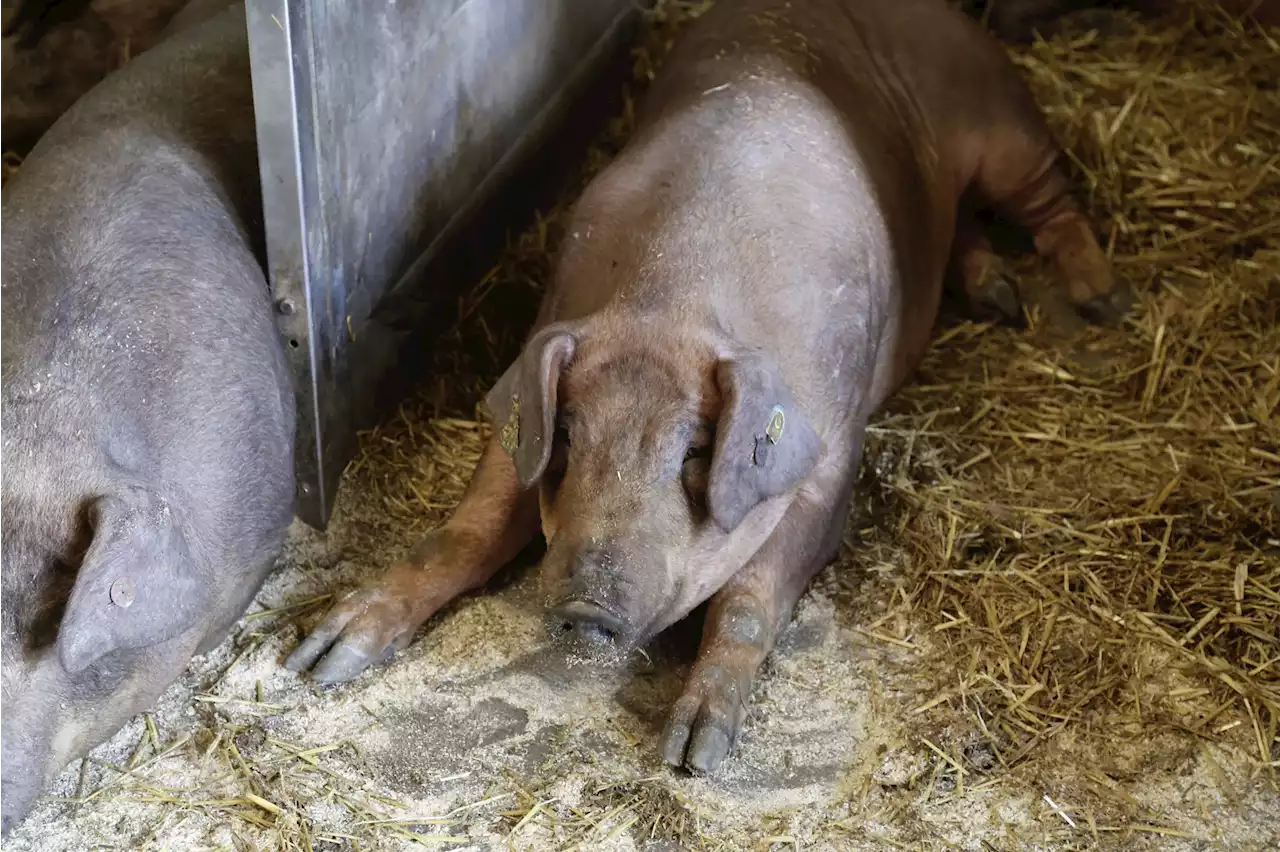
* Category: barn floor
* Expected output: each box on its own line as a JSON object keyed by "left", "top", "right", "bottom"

{"left": 9, "top": 513, "right": 1274, "bottom": 852}
{"left": 4, "top": 2, "right": 1278, "bottom": 850}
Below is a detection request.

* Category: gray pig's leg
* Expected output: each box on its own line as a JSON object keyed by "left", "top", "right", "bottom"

{"left": 285, "top": 438, "right": 541, "bottom": 683}
{"left": 968, "top": 86, "right": 1132, "bottom": 325}
{"left": 661, "top": 477, "right": 851, "bottom": 774}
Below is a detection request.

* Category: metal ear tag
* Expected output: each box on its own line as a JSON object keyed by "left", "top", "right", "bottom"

{"left": 499, "top": 397, "right": 521, "bottom": 455}
{"left": 110, "top": 576, "right": 136, "bottom": 609}
{"left": 765, "top": 406, "right": 786, "bottom": 444}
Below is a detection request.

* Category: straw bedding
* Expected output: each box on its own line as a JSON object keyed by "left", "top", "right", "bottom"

{"left": 851, "top": 0, "right": 1279, "bottom": 830}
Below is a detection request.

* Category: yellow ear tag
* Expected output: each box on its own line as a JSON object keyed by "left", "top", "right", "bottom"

{"left": 765, "top": 406, "right": 785, "bottom": 444}
{"left": 499, "top": 397, "right": 521, "bottom": 455}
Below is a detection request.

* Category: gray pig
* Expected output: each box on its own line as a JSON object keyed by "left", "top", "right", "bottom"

{"left": 0, "top": 0, "right": 230, "bottom": 153}
{"left": 1, "top": 3, "right": 293, "bottom": 835}
{"left": 286, "top": 0, "right": 1128, "bottom": 774}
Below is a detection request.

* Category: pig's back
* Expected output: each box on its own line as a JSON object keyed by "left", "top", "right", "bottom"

{"left": 634, "top": 0, "right": 1034, "bottom": 408}
{"left": 590, "top": 0, "right": 946, "bottom": 421}
{"left": 0, "top": 4, "right": 292, "bottom": 556}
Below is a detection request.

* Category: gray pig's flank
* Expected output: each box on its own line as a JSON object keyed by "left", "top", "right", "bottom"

{"left": 1, "top": 3, "right": 294, "bottom": 835}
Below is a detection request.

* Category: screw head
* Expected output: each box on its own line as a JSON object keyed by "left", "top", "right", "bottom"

{"left": 277, "top": 297, "right": 297, "bottom": 316}
{"left": 109, "top": 576, "right": 136, "bottom": 609}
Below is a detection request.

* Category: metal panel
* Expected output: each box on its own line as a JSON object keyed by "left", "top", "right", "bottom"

{"left": 246, "top": 0, "right": 638, "bottom": 528}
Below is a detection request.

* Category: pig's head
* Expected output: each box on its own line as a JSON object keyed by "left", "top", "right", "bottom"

{"left": 484, "top": 321, "right": 823, "bottom": 661}
{"left": 1, "top": 482, "right": 208, "bottom": 836}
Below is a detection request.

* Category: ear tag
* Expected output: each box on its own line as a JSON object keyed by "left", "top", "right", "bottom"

{"left": 499, "top": 396, "right": 521, "bottom": 455}
{"left": 110, "top": 576, "right": 136, "bottom": 609}
{"left": 765, "top": 406, "right": 786, "bottom": 444}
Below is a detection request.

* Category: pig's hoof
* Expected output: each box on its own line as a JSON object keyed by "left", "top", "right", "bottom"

{"left": 286, "top": 633, "right": 400, "bottom": 684}
{"left": 310, "top": 644, "right": 381, "bottom": 683}
{"left": 661, "top": 664, "right": 750, "bottom": 774}
{"left": 1077, "top": 279, "right": 1134, "bottom": 327}
{"left": 283, "top": 588, "right": 414, "bottom": 683}
{"left": 971, "top": 274, "right": 1024, "bottom": 325}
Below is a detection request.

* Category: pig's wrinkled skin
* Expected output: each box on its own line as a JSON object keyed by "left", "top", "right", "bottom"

{"left": 0, "top": 4, "right": 294, "bottom": 835}
{"left": 1, "top": 0, "right": 236, "bottom": 154}
{"left": 287, "top": 0, "right": 1129, "bottom": 773}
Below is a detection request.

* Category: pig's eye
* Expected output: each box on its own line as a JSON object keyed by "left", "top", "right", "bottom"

{"left": 26, "top": 559, "right": 75, "bottom": 650}
{"left": 683, "top": 444, "right": 710, "bottom": 462}
{"left": 553, "top": 413, "right": 573, "bottom": 446}
{"left": 681, "top": 444, "right": 711, "bottom": 514}
{"left": 544, "top": 418, "right": 571, "bottom": 493}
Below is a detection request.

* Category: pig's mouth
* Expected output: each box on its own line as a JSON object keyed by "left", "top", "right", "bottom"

{"left": 546, "top": 597, "right": 637, "bottom": 664}
{"left": 1, "top": 747, "right": 47, "bottom": 837}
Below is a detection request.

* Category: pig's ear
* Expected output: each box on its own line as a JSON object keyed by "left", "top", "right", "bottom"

{"left": 483, "top": 324, "right": 577, "bottom": 489}
{"left": 708, "top": 353, "right": 823, "bottom": 531}
{"left": 57, "top": 489, "right": 209, "bottom": 674}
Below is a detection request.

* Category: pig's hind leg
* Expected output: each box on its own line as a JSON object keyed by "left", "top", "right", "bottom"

{"left": 966, "top": 88, "right": 1132, "bottom": 324}
{"left": 284, "top": 439, "right": 541, "bottom": 683}
{"left": 661, "top": 477, "right": 852, "bottom": 774}
{"left": 952, "top": 213, "right": 1026, "bottom": 324}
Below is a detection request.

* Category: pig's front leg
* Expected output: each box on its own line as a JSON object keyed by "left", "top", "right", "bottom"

{"left": 286, "top": 438, "right": 540, "bottom": 683}
{"left": 661, "top": 473, "right": 851, "bottom": 774}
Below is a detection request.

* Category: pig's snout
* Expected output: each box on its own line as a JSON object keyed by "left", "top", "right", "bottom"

{"left": 0, "top": 791, "right": 31, "bottom": 839}
{"left": 1, "top": 753, "right": 44, "bottom": 838}
{"left": 541, "top": 539, "right": 673, "bottom": 660}
{"left": 543, "top": 546, "right": 635, "bottom": 655}
{"left": 549, "top": 598, "right": 626, "bottom": 649}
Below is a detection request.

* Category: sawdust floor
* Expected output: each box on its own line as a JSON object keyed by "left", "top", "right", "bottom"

{"left": 5, "top": 506, "right": 1276, "bottom": 851}
{"left": 5, "top": 322, "right": 1279, "bottom": 851}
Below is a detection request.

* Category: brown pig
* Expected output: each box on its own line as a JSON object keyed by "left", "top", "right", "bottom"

{"left": 286, "top": 0, "right": 1129, "bottom": 773}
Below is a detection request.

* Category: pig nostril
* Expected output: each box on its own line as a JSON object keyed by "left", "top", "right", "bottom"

{"left": 551, "top": 599, "right": 624, "bottom": 646}
{"left": 574, "top": 620, "right": 617, "bottom": 645}
{"left": 559, "top": 618, "right": 616, "bottom": 644}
